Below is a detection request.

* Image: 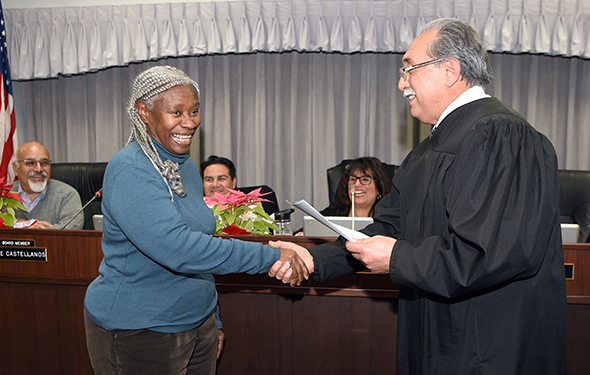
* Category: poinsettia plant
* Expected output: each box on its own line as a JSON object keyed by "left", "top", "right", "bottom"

{"left": 0, "top": 177, "right": 26, "bottom": 227}
{"left": 204, "top": 187, "right": 280, "bottom": 236}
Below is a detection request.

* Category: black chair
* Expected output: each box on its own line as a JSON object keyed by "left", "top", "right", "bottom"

{"left": 51, "top": 162, "right": 107, "bottom": 230}
{"left": 327, "top": 159, "right": 398, "bottom": 205}
{"left": 326, "top": 163, "right": 590, "bottom": 242}
{"left": 50, "top": 163, "right": 283, "bottom": 228}
{"left": 237, "top": 185, "right": 280, "bottom": 216}
{"left": 559, "top": 170, "right": 590, "bottom": 242}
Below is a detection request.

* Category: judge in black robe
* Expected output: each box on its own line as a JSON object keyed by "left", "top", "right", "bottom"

{"left": 269, "top": 18, "right": 568, "bottom": 375}
{"left": 310, "top": 97, "right": 568, "bottom": 375}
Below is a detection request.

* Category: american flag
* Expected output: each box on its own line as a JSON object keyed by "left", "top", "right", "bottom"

{"left": 0, "top": 1, "right": 17, "bottom": 181}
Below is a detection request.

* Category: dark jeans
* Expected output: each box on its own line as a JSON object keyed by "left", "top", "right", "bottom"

{"left": 84, "top": 309, "right": 217, "bottom": 375}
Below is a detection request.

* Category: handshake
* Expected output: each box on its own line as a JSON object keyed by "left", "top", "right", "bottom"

{"left": 266, "top": 235, "right": 397, "bottom": 286}
{"left": 266, "top": 240, "right": 315, "bottom": 287}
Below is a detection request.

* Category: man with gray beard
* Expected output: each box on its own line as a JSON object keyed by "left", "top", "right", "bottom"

{"left": 12, "top": 141, "right": 83, "bottom": 229}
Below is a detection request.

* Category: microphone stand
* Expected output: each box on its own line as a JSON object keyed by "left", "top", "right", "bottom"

{"left": 350, "top": 184, "right": 356, "bottom": 231}
{"left": 62, "top": 188, "right": 102, "bottom": 229}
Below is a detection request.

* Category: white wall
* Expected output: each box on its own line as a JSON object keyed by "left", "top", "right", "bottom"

{"left": 2, "top": 0, "right": 229, "bottom": 9}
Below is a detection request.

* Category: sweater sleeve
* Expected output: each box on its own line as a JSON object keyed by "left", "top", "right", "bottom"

{"left": 102, "top": 157, "right": 280, "bottom": 276}
{"left": 53, "top": 182, "right": 84, "bottom": 229}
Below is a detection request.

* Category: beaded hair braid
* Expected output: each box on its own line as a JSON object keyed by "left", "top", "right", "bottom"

{"left": 126, "top": 66, "right": 200, "bottom": 198}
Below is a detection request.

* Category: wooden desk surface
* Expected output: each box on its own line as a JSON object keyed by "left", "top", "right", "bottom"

{"left": 0, "top": 229, "right": 589, "bottom": 302}
{"left": 0, "top": 229, "right": 589, "bottom": 375}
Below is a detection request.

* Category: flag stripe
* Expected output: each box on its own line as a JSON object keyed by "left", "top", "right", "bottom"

{"left": 0, "top": 1, "right": 17, "bottom": 181}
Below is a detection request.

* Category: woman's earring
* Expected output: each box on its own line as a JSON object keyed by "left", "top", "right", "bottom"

{"left": 376, "top": 194, "right": 382, "bottom": 201}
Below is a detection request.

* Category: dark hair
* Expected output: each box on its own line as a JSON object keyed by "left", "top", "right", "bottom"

{"left": 330, "top": 157, "right": 393, "bottom": 217}
{"left": 200, "top": 155, "right": 236, "bottom": 180}
{"left": 422, "top": 18, "right": 493, "bottom": 87}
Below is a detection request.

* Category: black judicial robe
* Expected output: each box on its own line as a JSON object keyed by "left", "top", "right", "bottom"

{"left": 310, "top": 98, "right": 568, "bottom": 375}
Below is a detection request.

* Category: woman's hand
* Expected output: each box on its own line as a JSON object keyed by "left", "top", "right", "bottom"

{"left": 268, "top": 240, "right": 314, "bottom": 286}
{"left": 268, "top": 245, "right": 310, "bottom": 286}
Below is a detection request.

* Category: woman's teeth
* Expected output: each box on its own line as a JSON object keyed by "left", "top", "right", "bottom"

{"left": 173, "top": 134, "right": 193, "bottom": 143}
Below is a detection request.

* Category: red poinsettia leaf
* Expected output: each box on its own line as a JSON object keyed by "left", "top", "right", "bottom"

{"left": 214, "top": 192, "right": 231, "bottom": 204}
{"left": 204, "top": 196, "right": 219, "bottom": 206}
{"left": 244, "top": 186, "right": 264, "bottom": 195}
{"left": 226, "top": 188, "right": 246, "bottom": 196}
{"left": 5, "top": 191, "right": 24, "bottom": 203}
{"left": 221, "top": 224, "right": 250, "bottom": 235}
{"left": 225, "top": 193, "right": 247, "bottom": 207}
{"left": 245, "top": 187, "right": 272, "bottom": 198}
{"left": 253, "top": 197, "right": 273, "bottom": 203}
{"left": 238, "top": 187, "right": 272, "bottom": 204}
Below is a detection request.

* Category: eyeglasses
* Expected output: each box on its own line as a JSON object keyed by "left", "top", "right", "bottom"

{"left": 399, "top": 58, "right": 444, "bottom": 80}
{"left": 348, "top": 175, "right": 373, "bottom": 186}
{"left": 15, "top": 159, "right": 51, "bottom": 168}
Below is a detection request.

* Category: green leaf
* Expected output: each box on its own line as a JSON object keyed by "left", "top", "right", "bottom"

{"left": 252, "top": 220, "right": 272, "bottom": 235}
{"left": 252, "top": 204, "right": 274, "bottom": 220}
{"left": 225, "top": 212, "right": 237, "bottom": 225}
{"left": 3, "top": 215, "right": 15, "bottom": 227}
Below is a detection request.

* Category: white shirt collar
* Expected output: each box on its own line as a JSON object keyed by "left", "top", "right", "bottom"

{"left": 17, "top": 181, "right": 48, "bottom": 211}
{"left": 432, "top": 86, "right": 490, "bottom": 132}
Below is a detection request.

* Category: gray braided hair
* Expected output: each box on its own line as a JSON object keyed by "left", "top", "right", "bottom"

{"left": 127, "top": 66, "right": 200, "bottom": 198}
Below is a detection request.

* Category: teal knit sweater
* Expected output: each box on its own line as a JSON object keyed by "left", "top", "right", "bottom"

{"left": 84, "top": 141, "right": 280, "bottom": 333}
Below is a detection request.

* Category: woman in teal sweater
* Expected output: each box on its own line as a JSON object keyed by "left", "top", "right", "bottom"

{"left": 84, "top": 66, "right": 306, "bottom": 375}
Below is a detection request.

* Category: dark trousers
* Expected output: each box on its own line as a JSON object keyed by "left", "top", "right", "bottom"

{"left": 84, "top": 309, "right": 217, "bottom": 375}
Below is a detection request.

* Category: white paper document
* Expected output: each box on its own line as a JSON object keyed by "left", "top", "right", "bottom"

{"left": 286, "top": 199, "right": 369, "bottom": 241}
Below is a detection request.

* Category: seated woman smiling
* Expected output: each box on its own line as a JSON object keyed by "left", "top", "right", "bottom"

{"left": 295, "top": 157, "right": 393, "bottom": 236}
{"left": 322, "top": 157, "right": 393, "bottom": 218}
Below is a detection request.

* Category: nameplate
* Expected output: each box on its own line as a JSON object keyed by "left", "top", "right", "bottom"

{"left": 1, "top": 239, "right": 36, "bottom": 247}
{"left": 0, "top": 239, "right": 45, "bottom": 261}
{"left": 565, "top": 263, "right": 574, "bottom": 280}
{"left": 0, "top": 247, "right": 47, "bottom": 261}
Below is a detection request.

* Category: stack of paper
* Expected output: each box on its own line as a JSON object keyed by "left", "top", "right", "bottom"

{"left": 286, "top": 199, "right": 369, "bottom": 241}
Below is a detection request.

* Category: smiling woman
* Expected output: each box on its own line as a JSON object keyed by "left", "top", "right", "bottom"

{"left": 83, "top": 65, "right": 309, "bottom": 375}
{"left": 137, "top": 85, "right": 201, "bottom": 156}
{"left": 323, "top": 157, "right": 392, "bottom": 218}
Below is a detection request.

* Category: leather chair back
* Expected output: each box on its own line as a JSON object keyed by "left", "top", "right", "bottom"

{"left": 51, "top": 163, "right": 107, "bottom": 229}
{"left": 559, "top": 170, "right": 590, "bottom": 242}
{"left": 237, "top": 185, "right": 280, "bottom": 215}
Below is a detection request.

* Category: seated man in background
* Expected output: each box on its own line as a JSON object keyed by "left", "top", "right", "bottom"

{"left": 200, "top": 155, "right": 237, "bottom": 197}
{"left": 12, "top": 141, "right": 84, "bottom": 229}
{"left": 201, "top": 155, "right": 280, "bottom": 215}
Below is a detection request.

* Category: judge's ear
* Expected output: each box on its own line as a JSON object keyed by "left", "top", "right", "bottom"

{"left": 136, "top": 100, "right": 151, "bottom": 124}
{"left": 443, "top": 58, "right": 462, "bottom": 87}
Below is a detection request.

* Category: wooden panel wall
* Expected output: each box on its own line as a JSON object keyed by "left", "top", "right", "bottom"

{"left": 0, "top": 229, "right": 588, "bottom": 375}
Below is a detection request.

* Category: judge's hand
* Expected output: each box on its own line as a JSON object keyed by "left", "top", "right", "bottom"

{"left": 268, "top": 240, "right": 314, "bottom": 274}
{"left": 268, "top": 248, "right": 309, "bottom": 286}
{"left": 345, "top": 235, "right": 396, "bottom": 274}
{"left": 29, "top": 220, "right": 54, "bottom": 229}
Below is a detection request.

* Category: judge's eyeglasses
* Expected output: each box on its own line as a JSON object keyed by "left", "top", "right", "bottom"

{"left": 348, "top": 175, "right": 373, "bottom": 186}
{"left": 15, "top": 159, "right": 52, "bottom": 168}
{"left": 399, "top": 58, "right": 444, "bottom": 80}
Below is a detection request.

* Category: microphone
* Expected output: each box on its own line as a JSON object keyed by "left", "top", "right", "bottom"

{"left": 350, "top": 184, "right": 356, "bottom": 231}
{"left": 62, "top": 188, "right": 102, "bottom": 229}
